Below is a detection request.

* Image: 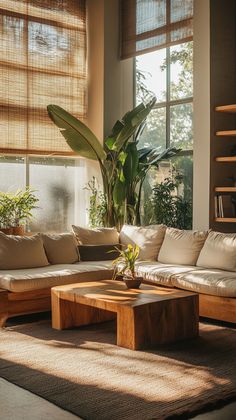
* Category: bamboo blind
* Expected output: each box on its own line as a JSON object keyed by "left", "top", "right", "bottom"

{"left": 121, "top": 0, "right": 193, "bottom": 59}
{"left": 0, "top": 0, "right": 87, "bottom": 155}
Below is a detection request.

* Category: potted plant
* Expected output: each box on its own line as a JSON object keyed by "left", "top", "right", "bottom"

{"left": 0, "top": 188, "right": 39, "bottom": 235}
{"left": 112, "top": 244, "right": 142, "bottom": 289}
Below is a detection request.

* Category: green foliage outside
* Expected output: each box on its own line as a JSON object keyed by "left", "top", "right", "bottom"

{"left": 136, "top": 42, "right": 193, "bottom": 227}
{"left": 149, "top": 175, "right": 192, "bottom": 230}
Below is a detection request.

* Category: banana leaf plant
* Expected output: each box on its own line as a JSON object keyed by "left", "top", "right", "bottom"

{"left": 47, "top": 99, "right": 180, "bottom": 229}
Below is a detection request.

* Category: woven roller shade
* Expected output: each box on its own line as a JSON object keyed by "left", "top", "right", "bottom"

{"left": 0, "top": 0, "right": 87, "bottom": 155}
{"left": 121, "top": 0, "right": 193, "bottom": 59}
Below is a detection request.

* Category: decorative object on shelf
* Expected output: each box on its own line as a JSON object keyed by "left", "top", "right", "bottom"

{"left": 47, "top": 100, "right": 180, "bottom": 229}
{"left": 0, "top": 188, "right": 39, "bottom": 235}
{"left": 112, "top": 244, "right": 142, "bottom": 289}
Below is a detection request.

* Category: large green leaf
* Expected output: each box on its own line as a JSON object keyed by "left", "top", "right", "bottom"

{"left": 113, "top": 178, "right": 126, "bottom": 207}
{"left": 123, "top": 143, "right": 139, "bottom": 184}
{"left": 141, "top": 147, "right": 181, "bottom": 167}
{"left": 47, "top": 105, "right": 106, "bottom": 161}
{"left": 105, "top": 97, "right": 156, "bottom": 152}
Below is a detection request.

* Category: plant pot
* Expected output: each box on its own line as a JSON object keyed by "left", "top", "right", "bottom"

{"left": 12, "top": 226, "right": 25, "bottom": 236}
{"left": 0, "top": 227, "right": 13, "bottom": 235}
{"left": 123, "top": 276, "right": 143, "bottom": 289}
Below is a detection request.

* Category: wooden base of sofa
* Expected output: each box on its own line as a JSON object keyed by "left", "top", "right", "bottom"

{"left": 0, "top": 288, "right": 51, "bottom": 327}
{"left": 0, "top": 286, "right": 235, "bottom": 327}
{"left": 199, "top": 294, "right": 236, "bottom": 324}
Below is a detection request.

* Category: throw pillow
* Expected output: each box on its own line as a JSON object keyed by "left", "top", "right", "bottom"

{"left": 158, "top": 227, "right": 208, "bottom": 266}
{"left": 72, "top": 225, "right": 119, "bottom": 245}
{"left": 0, "top": 233, "right": 49, "bottom": 270}
{"left": 197, "top": 230, "right": 236, "bottom": 271}
{"left": 119, "top": 224, "right": 166, "bottom": 261}
{"left": 78, "top": 244, "right": 121, "bottom": 261}
{"left": 41, "top": 233, "right": 79, "bottom": 264}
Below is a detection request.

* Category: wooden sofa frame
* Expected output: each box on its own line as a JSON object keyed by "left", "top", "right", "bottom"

{"left": 1, "top": 286, "right": 236, "bottom": 327}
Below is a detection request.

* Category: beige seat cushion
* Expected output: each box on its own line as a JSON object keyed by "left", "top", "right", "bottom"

{"left": 0, "top": 233, "right": 49, "bottom": 270}
{"left": 172, "top": 268, "right": 236, "bottom": 298}
{"left": 197, "top": 231, "right": 236, "bottom": 271}
{"left": 158, "top": 228, "right": 208, "bottom": 266}
{"left": 41, "top": 233, "right": 79, "bottom": 264}
{"left": 72, "top": 225, "right": 119, "bottom": 245}
{"left": 119, "top": 224, "right": 166, "bottom": 261}
{"left": 0, "top": 261, "right": 113, "bottom": 292}
{"left": 134, "top": 261, "right": 199, "bottom": 287}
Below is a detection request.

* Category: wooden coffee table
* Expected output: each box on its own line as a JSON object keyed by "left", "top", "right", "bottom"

{"left": 51, "top": 280, "right": 199, "bottom": 350}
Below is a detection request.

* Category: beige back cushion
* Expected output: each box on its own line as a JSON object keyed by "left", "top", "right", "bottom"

{"left": 158, "top": 228, "right": 208, "bottom": 266}
{"left": 119, "top": 224, "right": 166, "bottom": 261}
{"left": 41, "top": 233, "right": 79, "bottom": 264}
{"left": 0, "top": 233, "right": 49, "bottom": 270}
{"left": 197, "top": 231, "right": 236, "bottom": 271}
{"left": 72, "top": 225, "right": 119, "bottom": 245}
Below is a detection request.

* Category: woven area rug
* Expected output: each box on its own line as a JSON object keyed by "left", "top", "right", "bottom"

{"left": 0, "top": 319, "right": 236, "bottom": 420}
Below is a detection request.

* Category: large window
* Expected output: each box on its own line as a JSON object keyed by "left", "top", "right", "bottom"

{"left": 136, "top": 41, "right": 193, "bottom": 224}
{"left": 0, "top": 1, "right": 87, "bottom": 232}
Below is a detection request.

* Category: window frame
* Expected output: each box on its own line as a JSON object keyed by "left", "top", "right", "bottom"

{"left": 134, "top": 40, "right": 193, "bottom": 158}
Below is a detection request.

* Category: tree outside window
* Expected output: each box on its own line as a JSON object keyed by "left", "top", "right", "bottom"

{"left": 136, "top": 41, "right": 193, "bottom": 226}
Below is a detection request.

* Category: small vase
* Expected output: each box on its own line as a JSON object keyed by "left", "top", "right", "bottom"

{"left": 12, "top": 226, "right": 25, "bottom": 236}
{"left": 124, "top": 276, "right": 143, "bottom": 289}
{"left": 0, "top": 227, "right": 13, "bottom": 235}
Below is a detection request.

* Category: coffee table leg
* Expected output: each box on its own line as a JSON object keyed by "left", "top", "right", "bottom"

{"left": 52, "top": 291, "right": 115, "bottom": 330}
{"left": 117, "top": 295, "right": 199, "bottom": 350}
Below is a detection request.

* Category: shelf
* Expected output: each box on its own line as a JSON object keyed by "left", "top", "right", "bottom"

{"left": 215, "top": 187, "right": 236, "bottom": 192}
{"left": 216, "top": 130, "right": 236, "bottom": 136}
{"left": 215, "top": 156, "right": 236, "bottom": 162}
{"left": 215, "top": 218, "right": 236, "bottom": 223}
{"left": 215, "top": 104, "right": 236, "bottom": 113}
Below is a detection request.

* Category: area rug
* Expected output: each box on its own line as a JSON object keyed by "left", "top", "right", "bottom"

{"left": 0, "top": 320, "right": 236, "bottom": 420}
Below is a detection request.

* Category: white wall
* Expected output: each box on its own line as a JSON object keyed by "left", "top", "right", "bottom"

{"left": 193, "top": 0, "right": 210, "bottom": 229}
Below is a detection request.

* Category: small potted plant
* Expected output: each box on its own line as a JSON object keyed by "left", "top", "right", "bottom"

{"left": 0, "top": 188, "right": 39, "bottom": 235}
{"left": 112, "top": 244, "right": 143, "bottom": 289}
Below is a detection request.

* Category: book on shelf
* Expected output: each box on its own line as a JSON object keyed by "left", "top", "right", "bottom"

{"left": 215, "top": 195, "right": 235, "bottom": 218}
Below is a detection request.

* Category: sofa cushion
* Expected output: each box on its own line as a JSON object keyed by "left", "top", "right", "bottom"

{"left": 172, "top": 268, "right": 236, "bottom": 298}
{"left": 197, "top": 231, "right": 236, "bottom": 271}
{"left": 41, "top": 233, "right": 79, "bottom": 264}
{"left": 134, "top": 261, "right": 199, "bottom": 287}
{"left": 119, "top": 224, "right": 166, "bottom": 261}
{"left": 72, "top": 225, "right": 119, "bottom": 245}
{"left": 78, "top": 244, "right": 121, "bottom": 261}
{"left": 0, "top": 233, "right": 49, "bottom": 270}
{"left": 158, "top": 228, "right": 208, "bottom": 266}
{"left": 0, "top": 261, "right": 113, "bottom": 292}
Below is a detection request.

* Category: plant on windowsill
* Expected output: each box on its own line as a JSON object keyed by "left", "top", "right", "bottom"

{"left": 112, "top": 244, "right": 142, "bottom": 289}
{"left": 0, "top": 188, "right": 39, "bottom": 235}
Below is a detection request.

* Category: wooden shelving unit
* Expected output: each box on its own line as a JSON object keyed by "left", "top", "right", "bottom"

{"left": 213, "top": 104, "right": 236, "bottom": 229}
{"left": 215, "top": 104, "right": 236, "bottom": 113}
{"left": 215, "top": 187, "right": 236, "bottom": 192}
{"left": 216, "top": 156, "right": 236, "bottom": 162}
{"left": 215, "top": 218, "right": 236, "bottom": 223}
{"left": 216, "top": 130, "right": 236, "bottom": 136}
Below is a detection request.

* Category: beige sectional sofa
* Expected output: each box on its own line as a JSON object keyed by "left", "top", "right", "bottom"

{"left": 0, "top": 226, "right": 236, "bottom": 326}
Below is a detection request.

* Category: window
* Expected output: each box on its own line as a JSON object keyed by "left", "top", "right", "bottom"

{"left": 136, "top": 41, "right": 193, "bottom": 224}
{"left": 0, "top": 0, "right": 87, "bottom": 155}
{"left": 0, "top": 156, "right": 88, "bottom": 232}
{"left": 0, "top": 1, "right": 88, "bottom": 232}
